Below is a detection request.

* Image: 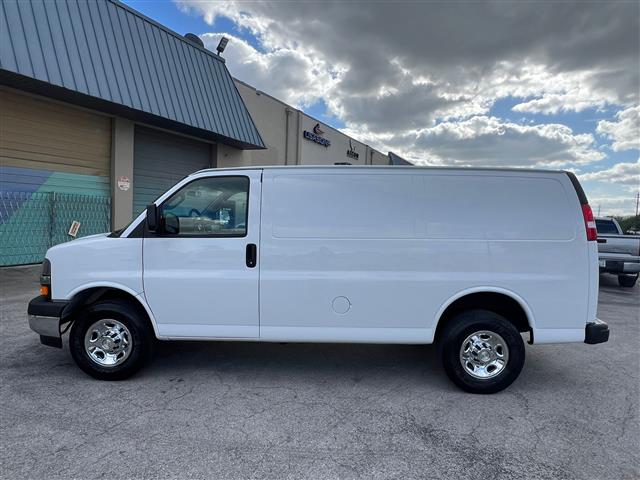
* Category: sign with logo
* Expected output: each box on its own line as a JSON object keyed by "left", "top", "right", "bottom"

{"left": 117, "top": 176, "right": 130, "bottom": 191}
{"left": 346, "top": 139, "right": 359, "bottom": 160}
{"left": 303, "top": 123, "right": 331, "bottom": 147}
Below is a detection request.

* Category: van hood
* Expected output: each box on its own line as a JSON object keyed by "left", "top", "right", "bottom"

{"left": 66, "top": 232, "right": 110, "bottom": 244}
{"left": 46, "top": 233, "right": 110, "bottom": 256}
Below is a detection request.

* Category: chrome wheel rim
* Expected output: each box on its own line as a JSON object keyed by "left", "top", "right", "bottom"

{"left": 459, "top": 330, "right": 509, "bottom": 379}
{"left": 84, "top": 319, "right": 132, "bottom": 367}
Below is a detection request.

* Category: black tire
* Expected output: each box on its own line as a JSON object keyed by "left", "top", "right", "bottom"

{"left": 439, "top": 310, "right": 525, "bottom": 394}
{"left": 618, "top": 274, "right": 638, "bottom": 288}
{"left": 69, "top": 300, "right": 154, "bottom": 380}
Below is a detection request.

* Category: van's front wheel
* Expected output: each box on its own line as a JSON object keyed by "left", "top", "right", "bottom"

{"left": 440, "top": 310, "right": 525, "bottom": 394}
{"left": 69, "top": 300, "right": 154, "bottom": 380}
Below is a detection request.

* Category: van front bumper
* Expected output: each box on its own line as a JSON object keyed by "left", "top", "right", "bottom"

{"left": 28, "top": 295, "right": 68, "bottom": 348}
{"left": 585, "top": 319, "right": 609, "bottom": 345}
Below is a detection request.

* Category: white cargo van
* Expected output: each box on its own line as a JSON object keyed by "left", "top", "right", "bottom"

{"left": 28, "top": 166, "right": 609, "bottom": 393}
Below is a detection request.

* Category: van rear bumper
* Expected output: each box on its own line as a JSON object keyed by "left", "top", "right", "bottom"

{"left": 27, "top": 295, "right": 68, "bottom": 348}
{"left": 585, "top": 319, "right": 609, "bottom": 345}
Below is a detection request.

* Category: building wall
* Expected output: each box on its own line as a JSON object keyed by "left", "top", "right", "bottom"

{"left": 298, "top": 113, "right": 368, "bottom": 166}
{"left": 0, "top": 88, "right": 229, "bottom": 264}
{"left": 217, "top": 144, "right": 251, "bottom": 168}
{"left": 1, "top": 88, "right": 111, "bottom": 183}
{"left": 0, "top": 88, "right": 113, "bottom": 265}
{"left": 234, "top": 82, "right": 292, "bottom": 165}
{"left": 132, "top": 126, "right": 213, "bottom": 216}
{"left": 371, "top": 150, "right": 390, "bottom": 165}
{"left": 234, "top": 79, "right": 387, "bottom": 167}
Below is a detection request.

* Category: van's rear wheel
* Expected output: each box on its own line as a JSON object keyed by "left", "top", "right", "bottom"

{"left": 439, "top": 310, "right": 525, "bottom": 394}
{"left": 618, "top": 274, "right": 638, "bottom": 288}
{"left": 69, "top": 300, "right": 154, "bottom": 380}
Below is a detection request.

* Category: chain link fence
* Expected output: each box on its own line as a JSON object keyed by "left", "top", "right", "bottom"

{"left": 0, "top": 191, "right": 110, "bottom": 266}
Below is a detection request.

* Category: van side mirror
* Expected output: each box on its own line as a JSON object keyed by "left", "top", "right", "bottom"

{"left": 147, "top": 204, "right": 160, "bottom": 232}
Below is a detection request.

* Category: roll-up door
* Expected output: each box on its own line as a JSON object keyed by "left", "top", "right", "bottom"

{"left": 0, "top": 89, "right": 111, "bottom": 266}
{"left": 133, "top": 126, "right": 212, "bottom": 216}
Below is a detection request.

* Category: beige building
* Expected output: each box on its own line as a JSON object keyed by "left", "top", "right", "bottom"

{"left": 220, "top": 79, "right": 389, "bottom": 168}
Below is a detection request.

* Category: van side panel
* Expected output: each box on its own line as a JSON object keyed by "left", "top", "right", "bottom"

{"left": 259, "top": 169, "right": 588, "bottom": 344}
{"left": 261, "top": 173, "right": 454, "bottom": 341}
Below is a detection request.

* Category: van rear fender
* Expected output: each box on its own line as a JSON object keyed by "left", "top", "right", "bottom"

{"left": 433, "top": 287, "right": 535, "bottom": 344}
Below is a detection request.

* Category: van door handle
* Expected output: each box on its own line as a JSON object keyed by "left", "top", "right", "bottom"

{"left": 597, "top": 238, "right": 606, "bottom": 243}
{"left": 246, "top": 243, "right": 257, "bottom": 268}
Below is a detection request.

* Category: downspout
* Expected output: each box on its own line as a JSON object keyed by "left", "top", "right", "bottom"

{"left": 285, "top": 108, "right": 293, "bottom": 165}
{"left": 296, "top": 110, "right": 302, "bottom": 165}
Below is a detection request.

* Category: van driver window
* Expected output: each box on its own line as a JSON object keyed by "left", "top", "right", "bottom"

{"left": 161, "top": 176, "right": 249, "bottom": 236}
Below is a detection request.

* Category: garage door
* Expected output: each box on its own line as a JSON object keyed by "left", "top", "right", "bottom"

{"left": 0, "top": 89, "right": 111, "bottom": 266}
{"left": 133, "top": 127, "right": 212, "bottom": 216}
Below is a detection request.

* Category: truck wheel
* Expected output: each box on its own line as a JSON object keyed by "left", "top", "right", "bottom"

{"left": 618, "top": 274, "right": 638, "bottom": 288}
{"left": 439, "top": 310, "right": 525, "bottom": 394}
{"left": 69, "top": 300, "right": 154, "bottom": 380}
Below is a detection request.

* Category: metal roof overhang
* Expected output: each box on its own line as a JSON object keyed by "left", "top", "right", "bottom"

{"left": 0, "top": 0, "right": 265, "bottom": 150}
{"left": 0, "top": 70, "right": 261, "bottom": 150}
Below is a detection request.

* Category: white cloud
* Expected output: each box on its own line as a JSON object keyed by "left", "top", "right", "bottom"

{"left": 578, "top": 160, "right": 639, "bottom": 216}
{"left": 512, "top": 91, "right": 611, "bottom": 115}
{"left": 596, "top": 106, "right": 640, "bottom": 151}
{"left": 200, "top": 33, "right": 333, "bottom": 109}
{"left": 405, "top": 116, "right": 603, "bottom": 167}
{"left": 586, "top": 195, "right": 638, "bottom": 217}
{"left": 342, "top": 116, "right": 604, "bottom": 168}
{"left": 581, "top": 159, "right": 640, "bottom": 186}
{"left": 177, "top": 0, "right": 639, "bottom": 134}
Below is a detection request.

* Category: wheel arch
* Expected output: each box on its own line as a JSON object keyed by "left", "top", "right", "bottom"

{"left": 61, "top": 284, "right": 159, "bottom": 338}
{"left": 433, "top": 287, "right": 535, "bottom": 344}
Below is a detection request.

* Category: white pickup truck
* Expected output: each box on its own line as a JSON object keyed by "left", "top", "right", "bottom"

{"left": 27, "top": 166, "right": 609, "bottom": 394}
{"left": 596, "top": 217, "right": 640, "bottom": 287}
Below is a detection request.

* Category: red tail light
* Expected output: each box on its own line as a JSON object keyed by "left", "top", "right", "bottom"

{"left": 581, "top": 204, "right": 597, "bottom": 241}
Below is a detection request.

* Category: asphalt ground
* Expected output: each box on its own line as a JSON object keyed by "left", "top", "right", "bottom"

{"left": 1, "top": 265, "right": 638, "bottom": 479}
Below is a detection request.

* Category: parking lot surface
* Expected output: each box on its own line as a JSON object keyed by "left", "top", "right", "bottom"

{"left": 1, "top": 265, "right": 638, "bottom": 479}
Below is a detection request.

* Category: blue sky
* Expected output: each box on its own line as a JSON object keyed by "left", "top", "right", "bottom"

{"left": 125, "top": 0, "right": 639, "bottom": 216}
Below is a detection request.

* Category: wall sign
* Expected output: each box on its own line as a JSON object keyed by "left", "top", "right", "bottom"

{"left": 303, "top": 123, "right": 331, "bottom": 147}
{"left": 117, "top": 176, "right": 130, "bottom": 191}
{"left": 346, "top": 139, "right": 359, "bottom": 160}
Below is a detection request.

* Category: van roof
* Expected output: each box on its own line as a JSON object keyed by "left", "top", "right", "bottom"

{"left": 193, "top": 165, "right": 566, "bottom": 175}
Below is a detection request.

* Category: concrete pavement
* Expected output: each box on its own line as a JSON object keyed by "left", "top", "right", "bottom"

{"left": 1, "top": 265, "right": 638, "bottom": 479}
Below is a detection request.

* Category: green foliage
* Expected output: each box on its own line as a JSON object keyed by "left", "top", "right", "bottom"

{"left": 617, "top": 215, "right": 640, "bottom": 234}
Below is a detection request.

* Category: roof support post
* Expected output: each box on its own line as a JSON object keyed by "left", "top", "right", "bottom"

{"left": 111, "top": 118, "right": 134, "bottom": 230}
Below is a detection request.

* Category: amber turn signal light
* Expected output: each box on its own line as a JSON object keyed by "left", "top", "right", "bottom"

{"left": 40, "top": 285, "right": 50, "bottom": 297}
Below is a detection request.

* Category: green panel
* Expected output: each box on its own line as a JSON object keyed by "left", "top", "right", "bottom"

{"left": 51, "top": 193, "right": 111, "bottom": 246}
{"left": 0, "top": 192, "right": 53, "bottom": 265}
{"left": 1, "top": 167, "right": 111, "bottom": 266}
{"left": 0, "top": 192, "right": 110, "bottom": 266}
{"left": 39, "top": 172, "right": 110, "bottom": 196}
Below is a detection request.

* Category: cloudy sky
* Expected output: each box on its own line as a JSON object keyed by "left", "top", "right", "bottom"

{"left": 127, "top": 0, "right": 639, "bottom": 216}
